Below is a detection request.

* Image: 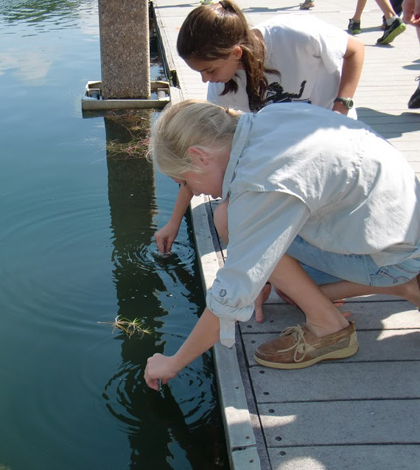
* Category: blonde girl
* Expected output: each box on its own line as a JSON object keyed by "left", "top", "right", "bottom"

{"left": 144, "top": 99, "right": 420, "bottom": 388}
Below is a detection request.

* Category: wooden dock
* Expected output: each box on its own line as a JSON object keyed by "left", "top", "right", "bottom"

{"left": 153, "top": 1, "right": 420, "bottom": 468}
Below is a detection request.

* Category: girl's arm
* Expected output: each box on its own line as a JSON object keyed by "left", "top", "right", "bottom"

{"left": 154, "top": 184, "right": 193, "bottom": 253}
{"left": 145, "top": 194, "right": 309, "bottom": 391}
{"left": 144, "top": 308, "right": 220, "bottom": 390}
{"left": 333, "top": 35, "right": 365, "bottom": 115}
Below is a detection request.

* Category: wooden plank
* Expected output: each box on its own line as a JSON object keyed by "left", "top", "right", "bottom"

{"left": 248, "top": 362, "right": 420, "bottom": 402}
{"left": 268, "top": 445, "right": 420, "bottom": 470}
{"left": 259, "top": 400, "right": 420, "bottom": 446}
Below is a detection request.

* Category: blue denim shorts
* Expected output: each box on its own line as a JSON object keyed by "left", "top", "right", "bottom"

{"left": 286, "top": 235, "right": 420, "bottom": 287}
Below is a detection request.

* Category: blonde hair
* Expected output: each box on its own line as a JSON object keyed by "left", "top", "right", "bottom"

{"left": 177, "top": 0, "right": 279, "bottom": 111}
{"left": 149, "top": 99, "right": 241, "bottom": 179}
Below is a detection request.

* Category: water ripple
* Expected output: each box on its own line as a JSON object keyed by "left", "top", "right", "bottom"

{"left": 102, "top": 358, "right": 216, "bottom": 434}
{"left": 0, "top": 0, "right": 98, "bottom": 31}
{"left": 116, "top": 241, "right": 196, "bottom": 274}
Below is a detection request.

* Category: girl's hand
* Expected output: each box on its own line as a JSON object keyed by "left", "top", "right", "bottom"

{"left": 154, "top": 221, "right": 180, "bottom": 254}
{"left": 144, "top": 353, "right": 181, "bottom": 391}
{"left": 145, "top": 309, "right": 220, "bottom": 391}
{"left": 402, "top": 0, "right": 420, "bottom": 25}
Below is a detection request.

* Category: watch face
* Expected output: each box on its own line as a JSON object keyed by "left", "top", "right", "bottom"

{"left": 335, "top": 97, "right": 354, "bottom": 109}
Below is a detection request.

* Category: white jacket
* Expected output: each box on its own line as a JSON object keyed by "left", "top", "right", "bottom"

{"left": 207, "top": 103, "right": 420, "bottom": 346}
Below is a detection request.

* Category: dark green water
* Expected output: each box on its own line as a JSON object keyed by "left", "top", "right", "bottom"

{"left": 0, "top": 1, "right": 227, "bottom": 469}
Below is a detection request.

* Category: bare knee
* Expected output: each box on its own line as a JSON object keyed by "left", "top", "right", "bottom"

{"left": 213, "top": 199, "right": 229, "bottom": 244}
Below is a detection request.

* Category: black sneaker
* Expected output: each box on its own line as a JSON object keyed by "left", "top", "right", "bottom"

{"left": 408, "top": 77, "right": 420, "bottom": 109}
{"left": 377, "top": 17, "right": 406, "bottom": 45}
{"left": 381, "top": 3, "right": 403, "bottom": 29}
{"left": 348, "top": 18, "right": 361, "bottom": 35}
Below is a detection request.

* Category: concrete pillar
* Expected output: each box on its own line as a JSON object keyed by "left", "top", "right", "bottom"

{"left": 98, "top": 0, "right": 150, "bottom": 99}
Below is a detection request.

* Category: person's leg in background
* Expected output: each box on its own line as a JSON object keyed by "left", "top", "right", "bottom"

{"left": 408, "top": 27, "right": 420, "bottom": 108}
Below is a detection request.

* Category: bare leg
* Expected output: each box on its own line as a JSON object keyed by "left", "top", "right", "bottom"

{"left": 376, "top": 0, "right": 398, "bottom": 19}
{"left": 215, "top": 201, "right": 351, "bottom": 325}
{"left": 269, "top": 254, "right": 349, "bottom": 337}
{"left": 213, "top": 202, "right": 353, "bottom": 324}
{"left": 352, "top": 0, "right": 368, "bottom": 21}
{"left": 320, "top": 275, "right": 420, "bottom": 305}
{"left": 254, "top": 283, "right": 272, "bottom": 323}
{"left": 273, "top": 285, "right": 346, "bottom": 309}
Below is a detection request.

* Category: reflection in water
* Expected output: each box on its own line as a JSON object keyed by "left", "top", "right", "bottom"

{"left": 0, "top": 0, "right": 94, "bottom": 26}
{"left": 0, "top": 48, "right": 52, "bottom": 82}
{"left": 103, "top": 360, "right": 223, "bottom": 470}
{"left": 0, "top": 0, "right": 228, "bottom": 467}
{"left": 102, "top": 112, "right": 227, "bottom": 469}
{"left": 0, "top": 0, "right": 98, "bottom": 85}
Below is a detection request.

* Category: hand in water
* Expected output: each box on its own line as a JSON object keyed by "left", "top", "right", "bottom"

{"left": 144, "top": 353, "right": 181, "bottom": 391}
{"left": 154, "top": 221, "right": 179, "bottom": 254}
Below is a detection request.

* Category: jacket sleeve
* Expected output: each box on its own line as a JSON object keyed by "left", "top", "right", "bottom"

{"left": 207, "top": 190, "right": 310, "bottom": 347}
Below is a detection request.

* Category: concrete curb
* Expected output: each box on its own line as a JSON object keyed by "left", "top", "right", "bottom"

{"left": 190, "top": 195, "right": 261, "bottom": 470}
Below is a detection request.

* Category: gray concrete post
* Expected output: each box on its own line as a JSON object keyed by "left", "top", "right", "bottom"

{"left": 98, "top": 0, "right": 150, "bottom": 99}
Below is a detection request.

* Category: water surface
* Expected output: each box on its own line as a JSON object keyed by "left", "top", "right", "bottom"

{"left": 0, "top": 1, "right": 227, "bottom": 469}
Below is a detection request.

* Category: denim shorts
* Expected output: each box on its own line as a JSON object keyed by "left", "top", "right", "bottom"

{"left": 286, "top": 235, "right": 420, "bottom": 287}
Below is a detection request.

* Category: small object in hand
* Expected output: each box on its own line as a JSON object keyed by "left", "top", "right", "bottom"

{"left": 158, "top": 379, "right": 164, "bottom": 397}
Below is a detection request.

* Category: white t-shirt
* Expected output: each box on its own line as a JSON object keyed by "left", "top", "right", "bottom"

{"left": 207, "top": 14, "right": 349, "bottom": 112}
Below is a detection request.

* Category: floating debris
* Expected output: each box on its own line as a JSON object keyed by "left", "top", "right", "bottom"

{"left": 98, "top": 315, "right": 151, "bottom": 339}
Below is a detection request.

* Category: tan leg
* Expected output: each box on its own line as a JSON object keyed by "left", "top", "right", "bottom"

{"left": 352, "top": 0, "right": 368, "bottom": 21}
{"left": 214, "top": 201, "right": 355, "bottom": 327}
{"left": 376, "top": 0, "right": 397, "bottom": 20}
{"left": 269, "top": 254, "right": 349, "bottom": 337}
{"left": 320, "top": 275, "right": 420, "bottom": 305}
{"left": 254, "top": 283, "right": 272, "bottom": 323}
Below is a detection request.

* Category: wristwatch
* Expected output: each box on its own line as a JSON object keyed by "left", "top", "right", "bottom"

{"left": 334, "top": 97, "right": 354, "bottom": 110}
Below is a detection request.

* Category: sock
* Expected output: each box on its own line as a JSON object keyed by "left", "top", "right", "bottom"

{"left": 386, "top": 15, "right": 398, "bottom": 26}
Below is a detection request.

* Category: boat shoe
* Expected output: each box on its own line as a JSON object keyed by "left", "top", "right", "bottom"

{"left": 254, "top": 321, "right": 359, "bottom": 370}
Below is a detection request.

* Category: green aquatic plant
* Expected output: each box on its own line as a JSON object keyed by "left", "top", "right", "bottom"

{"left": 98, "top": 315, "right": 151, "bottom": 339}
